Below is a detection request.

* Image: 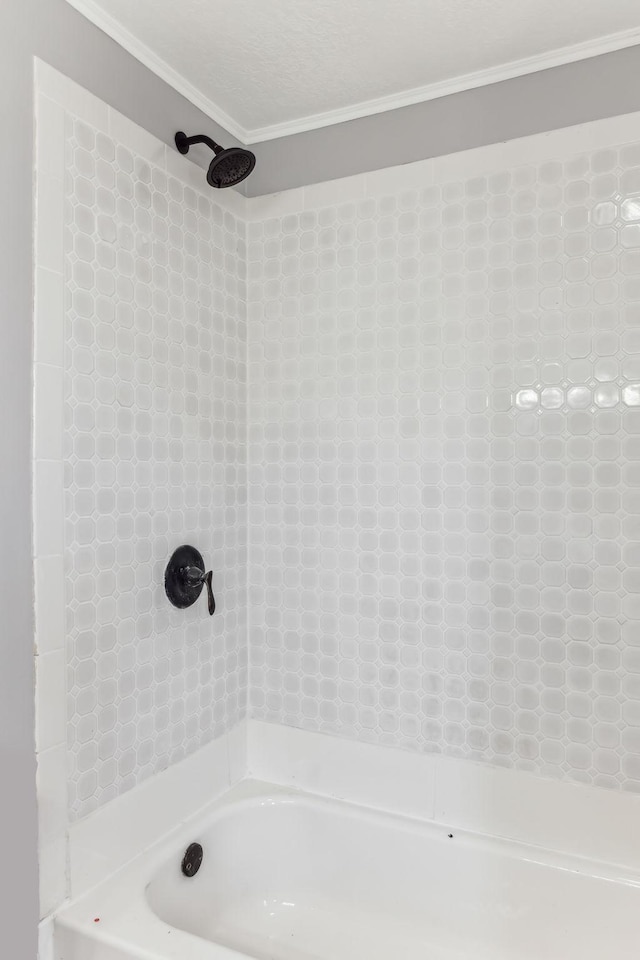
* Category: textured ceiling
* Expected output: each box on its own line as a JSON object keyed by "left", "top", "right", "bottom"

{"left": 67, "top": 0, "right": 640, "bottom": 141}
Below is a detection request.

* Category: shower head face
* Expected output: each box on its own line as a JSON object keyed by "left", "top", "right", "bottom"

{"left": 207, "top": 147, "right": 256, "bottom": 189}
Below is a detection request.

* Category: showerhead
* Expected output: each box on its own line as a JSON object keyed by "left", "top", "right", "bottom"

{"left": 206, "top": 147, "right": 256, "bottom": 189}
{"left": 175, "top": 131, "right": 256, "bottom": 189}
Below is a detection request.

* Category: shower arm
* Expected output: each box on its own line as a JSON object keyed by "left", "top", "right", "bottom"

{"left": 175, "top": 131, "right": 222, "bottom": 156}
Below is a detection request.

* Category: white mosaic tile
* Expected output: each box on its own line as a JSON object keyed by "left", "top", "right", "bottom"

{"left": 64, "top": 118, "right": 248, "bottom": 819}
{"left": 55, "top": 96, "right": 640, "bottom": 818}
{"left": 247, "top": 143, "right": 640, "bottom": 793}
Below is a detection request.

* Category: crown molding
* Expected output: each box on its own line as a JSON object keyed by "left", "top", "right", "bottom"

{"left": 250, "top": 26, "right": 640, "bottom": 142}
{"left": 64, "top": 0, "right": 640, "bottom": 146}
{"left": 63, "top": 0, "right": 251, "bottom": 142}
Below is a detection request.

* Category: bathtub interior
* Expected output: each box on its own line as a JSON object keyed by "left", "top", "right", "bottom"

{"left": 144, "top": 792, "right": 640, "bottom": 960}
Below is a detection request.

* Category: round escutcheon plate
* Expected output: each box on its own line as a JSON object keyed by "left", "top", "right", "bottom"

{"left": 164, "top": 544, "right": 205, "bottom": 609}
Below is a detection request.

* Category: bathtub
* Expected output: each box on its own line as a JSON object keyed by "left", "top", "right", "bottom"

{"left": 55, "top": 780, "right": 639, "bottom": 960}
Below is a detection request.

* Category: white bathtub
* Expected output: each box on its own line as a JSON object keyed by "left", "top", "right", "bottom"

{"left": 55, "top": 780, "right": 639, "bottom": 960}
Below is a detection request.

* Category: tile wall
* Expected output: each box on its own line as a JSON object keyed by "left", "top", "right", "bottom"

{"left": 36, "top": 65, "right": 640, "bottom": 889}
{"left": 62, "top": 116, "right": 248, "bottom": 819}
{"left": 34, "top": 66, "right": 252, "bottom": 913}
{"left": 247, "top": 138, "right": 640, "bottom": 792}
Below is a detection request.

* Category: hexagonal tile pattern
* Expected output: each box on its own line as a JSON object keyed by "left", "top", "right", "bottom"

{"left": 64, "top": 118, "right": 247, "bottom": 820}
{"left": 247, "top": 144, "right": 640, "bottom": 792}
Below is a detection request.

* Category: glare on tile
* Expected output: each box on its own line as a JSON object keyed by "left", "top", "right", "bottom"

{"left": 622, "top": 198, "right": 640, "bottom": 222}
{"left": 623, "top": 384, "right": 640, "bottom": 406}
{"left": 515, "top": 389, "right": 538, "bottom": 410}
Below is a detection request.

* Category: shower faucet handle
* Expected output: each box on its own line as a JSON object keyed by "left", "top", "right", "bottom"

{"left": 181, "top": 565, "right": 216, "bottom": 616}
{"left": 164, "top": 545, "right": 216, "bottom": 617}
{"left": 203, "top": 569, "right": 215, "bottom": 616}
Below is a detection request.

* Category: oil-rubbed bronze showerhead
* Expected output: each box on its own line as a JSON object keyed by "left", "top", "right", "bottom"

{"left": 175, "top": 131, "right": 256, "bottom": 189}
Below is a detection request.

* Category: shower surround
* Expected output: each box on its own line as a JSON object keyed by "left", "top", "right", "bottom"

{"left": 33, "top": 62, "right": 640, "bottom": 931}
{"left": 247, "top": 140, "right": 640, "bottom": 792}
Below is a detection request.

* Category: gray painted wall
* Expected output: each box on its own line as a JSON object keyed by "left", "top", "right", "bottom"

{"left": 247, "top": 44, "right": 640, "bottom": 195}
{"left": 0, "top": 1, "right": 235, "bottom": 956}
